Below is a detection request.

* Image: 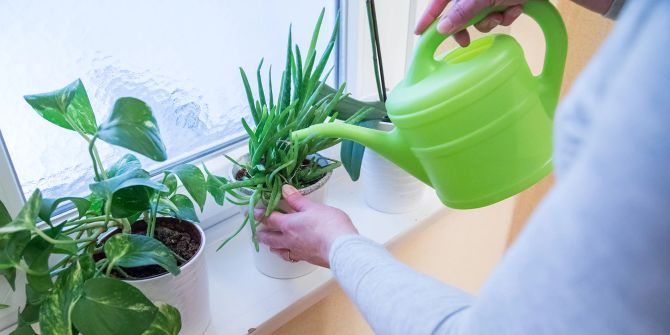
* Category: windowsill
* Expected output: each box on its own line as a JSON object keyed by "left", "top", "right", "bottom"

{"left": 200, "top": 144, "right": 448, "bottom": 334}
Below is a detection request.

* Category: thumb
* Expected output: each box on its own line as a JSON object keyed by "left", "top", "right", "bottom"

{"left": 282, "top": 184, "right": 313, "bottom": 212}
{"left": 438, "top": 0, "right": 490, "bottom": 34}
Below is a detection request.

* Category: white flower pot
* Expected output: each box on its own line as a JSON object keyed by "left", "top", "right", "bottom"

{"left": 230, "top": 154, "right": 330, "bottom": 279}
{"left": 361, "top": 122, "right": 427, "bottom": 213}
{"left": 126, "top": 220, "right": 211, "bottom": 335}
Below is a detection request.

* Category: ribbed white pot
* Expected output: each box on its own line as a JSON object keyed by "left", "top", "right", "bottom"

{"left": 230, "top": 154, "right": 330, "bottom": 279}
{"left": 361, "top": 121, "right": 427, "bottom": 213}
{"left": 127, "top": 222, "right": 211, "bottom": 335}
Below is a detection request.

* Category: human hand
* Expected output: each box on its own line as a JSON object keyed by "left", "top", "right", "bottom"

{"left": 255, "top": 185, "right": 359, "bottom": 268}
{"left": 415, "top": 0, "right": 527, "bottom": 47}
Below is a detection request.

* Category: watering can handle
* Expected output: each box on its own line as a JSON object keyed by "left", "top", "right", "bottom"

{"left": 408, "top": 0, "right": 567, "bottom": 117}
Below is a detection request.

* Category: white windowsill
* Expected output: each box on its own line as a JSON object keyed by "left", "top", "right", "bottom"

{"left": 200, "top": 144, "right": 448, "bottom": 335}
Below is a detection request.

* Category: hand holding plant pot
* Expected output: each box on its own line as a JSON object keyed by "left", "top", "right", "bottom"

{"left": 0, "top": 79, "right": 209, "bottom": 334}
{"left": 205, "top": 9, "right": 369, "bottom": 278}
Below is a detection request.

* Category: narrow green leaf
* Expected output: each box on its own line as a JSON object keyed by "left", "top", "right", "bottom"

{"left": 104, "top": 234, "right": 180, "bottom": 276}
{"left": 141, "top": 303, "right": 181, "bottom": 335}
{"left": 240, "top": 67, "right": 259, "bottom": 125}
{"left": 72, "top": 278, "right": 158, "bottom": 335}
{"left": 167, "top": 164, "right": 207, "bottom": 211}
{"left": 341, "top": 120, "right": 379, "bottom": 181}
{"left": 23, "top": 79, "right": 97, "bottom": 134}
{"left": 97, "top": 97, "right": 167, "bottom": 162}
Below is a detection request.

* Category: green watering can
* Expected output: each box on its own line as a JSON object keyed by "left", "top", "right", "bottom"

{"left": 294, "top": 0, "right": 567, "bottom": 209}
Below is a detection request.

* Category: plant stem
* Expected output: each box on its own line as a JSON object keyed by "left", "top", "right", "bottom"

{"left": 63, "top": 222, "right": 109, "bottom": 235}
{"left": 33, "top": 228, "right": 99, "bottom": 245}
{"left": 61, "top": 215, "right": 108, "bottom": 228}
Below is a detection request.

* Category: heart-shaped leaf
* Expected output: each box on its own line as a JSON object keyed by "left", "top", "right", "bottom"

{"left": 203, "top": 165, "right": 228, "bottom": 206}
{"left": 23, "top": 79, "right": 97, "bottom": 135}
{"left": 39, "top": 257, "right": 92, "bottom": 335}
{"left": 39, "top": 197, "right": 90, "bottom": 224}
{"left": 97, "top": 97, "right": 167, "bottom": 162}
{"left": 158, "top": 195, "right": 198, "bottom": 223}
{"left": 141, "top": 303, "right": 181, "bottom": 335}
{"left": 107, "top": 154, "right": 142, "bottom": 178}
{"left": 162, "top": 173, "right": 178, "bottom": 196}
{"left": 0, "top": 190, "right": 41, "bottom": 234}
{"left": 0, "top": 231, "right": 30, "bottom": 270}
{"left": 72, "top": 278, "right": 158, "bottom": 335}
{"left": 104, "top": 234, "right": 180, "bottom": 275}
{"left": 89, "top": 167, "right": 168, "bottom": 218}
{"left": 166, "top": 164, "right": 207, "bottom": 211}
{"left": 23, "top": 237, "right": 54, "bottom": 293}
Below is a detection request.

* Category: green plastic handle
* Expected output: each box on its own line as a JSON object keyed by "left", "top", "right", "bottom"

{"left": 407, "top": 0, "right": 567, "bottom": 116}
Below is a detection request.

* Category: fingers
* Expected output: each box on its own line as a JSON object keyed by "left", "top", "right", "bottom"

{"left": 254, "top": 208, "right": 287, "bottom": 231}
{"left": 281, "top": 184, "right": 314, "bottom": 212}
{"left": 501, "top": 5, "right": 524, "bottom": 26}
{"left": 438, "top": 0, "right": 491, "bottom": 35}
{"left": 415, "top": 0, "right": 450, "bottom": 34}
{"left": 474, "top": 12, "right": 503, "bottom": 33}
{"left": 269, "top": 248, "right": 292, "bottom": 262}
{"left": 257, "top": 229, "right": 287, "bottom": 249}
{"left": 453, "top": 30, "right": 471, "bottom": 47}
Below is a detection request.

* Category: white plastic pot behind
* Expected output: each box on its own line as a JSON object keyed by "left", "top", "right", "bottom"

{"left": 127, "top": 220, "right": 211, "bottom": 335}
{"left": 230, "top": 154, "right": 331, "bottom": 279}
{"left": 361, "top": 121, "right": 427, "bottom": 213}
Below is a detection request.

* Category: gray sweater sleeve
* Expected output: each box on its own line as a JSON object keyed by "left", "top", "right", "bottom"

{"left": 330, "top": 1, "right": 670, "bottom": 334}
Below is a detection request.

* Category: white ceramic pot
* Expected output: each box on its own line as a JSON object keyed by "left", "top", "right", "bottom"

{"left": 127, "top": 221, "right": 211, "bottom": 335}
{"left": 361, "top": 121, "right": 427, "bottom": 213}
{"left": 230, "top": 154, "right": 331, "bottom": 279}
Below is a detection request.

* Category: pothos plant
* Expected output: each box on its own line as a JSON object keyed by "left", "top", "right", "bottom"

{"left": 0, "top": 79, "right": 206, "bottom": 335}
{"left": 205, "top": 9, "right": 369, "bottom": 251}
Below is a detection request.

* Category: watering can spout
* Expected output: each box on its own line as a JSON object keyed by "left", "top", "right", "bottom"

{"left": 292, "top": 123, "right": 431, "bottom": 186}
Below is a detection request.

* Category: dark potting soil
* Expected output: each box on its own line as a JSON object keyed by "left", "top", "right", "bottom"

{"left": 100, "top": 217, "right": 201, "bottom": 280}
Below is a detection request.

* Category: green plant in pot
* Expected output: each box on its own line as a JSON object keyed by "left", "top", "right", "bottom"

{"left": 204, "top": 10, "right": 368, "bottom": 276}
{"left": 0, "top": 79, "right": 209, "bottom": 334}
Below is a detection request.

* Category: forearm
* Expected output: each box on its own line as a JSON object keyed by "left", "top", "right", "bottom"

{"left": 330, "top": 235, "right": 474, "bottom": 335}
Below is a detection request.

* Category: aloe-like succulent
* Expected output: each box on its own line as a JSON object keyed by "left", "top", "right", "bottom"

{"left": 205, "top": 9, "right": 370, "bottom": 251}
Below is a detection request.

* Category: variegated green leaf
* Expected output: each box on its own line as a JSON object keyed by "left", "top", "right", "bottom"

{"left": 97, "top": 97, "right": 167, "bottom": 162}
{"left": 0, "top": 190, "right": 41, "bottom": 234}
{"left": 167, "top": 164, "right": 207, "bottom": 211}
{"left": 71, "top": 278, "right": 158, "bottom": 335}
{"left": 141, "top": 303, "right": 181, "bottom": 335}
{"left": 104, "top": 234, "right": 180, "bottom": 275}
{"left": 39, "top": 257, "right": 90, "bottom": 335}
{"left": 23, "top": 79, "right": 97, "bottom": 135}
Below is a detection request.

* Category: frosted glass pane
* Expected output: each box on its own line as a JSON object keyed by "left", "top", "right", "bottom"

{"left": 0, "top": 0, "right": 335, "bottom": 199}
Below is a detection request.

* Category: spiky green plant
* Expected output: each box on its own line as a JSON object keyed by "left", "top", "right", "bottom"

{"left": 206, "top": 9, "right": 369, "bottom": 251}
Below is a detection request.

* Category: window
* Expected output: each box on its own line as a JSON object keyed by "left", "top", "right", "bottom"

{"left": 0, "top": 0, "right": 337, "bottom": 199}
